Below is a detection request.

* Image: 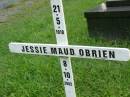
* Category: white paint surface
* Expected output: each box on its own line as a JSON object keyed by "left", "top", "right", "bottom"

{"left": 50, "top": 0, "right": 76, "bottom": 97}
{"left": 9, "top": 43, "right": 130, "bottom": 61}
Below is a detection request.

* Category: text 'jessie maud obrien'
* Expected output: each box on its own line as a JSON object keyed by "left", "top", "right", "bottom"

{"left": 21, "top": 45, "right": 115, "bottom": 59}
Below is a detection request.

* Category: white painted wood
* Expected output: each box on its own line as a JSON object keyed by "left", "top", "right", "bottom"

{"left": 50, "top": 0, "right": 76, "bottom": 97}
{"left": 9, "top": 43, "right": 130, "bottom": 61}
{"left": 50, "top": 0, "right": 68, "bottom": 45}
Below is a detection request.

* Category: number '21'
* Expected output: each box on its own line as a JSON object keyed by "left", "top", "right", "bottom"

{"left": 53, "top": 5, "right": 60, "bottom": 13}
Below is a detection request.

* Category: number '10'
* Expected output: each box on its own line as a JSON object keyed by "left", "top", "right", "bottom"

{"left": 53, "top": 5, "right": 60, "bottom": 13}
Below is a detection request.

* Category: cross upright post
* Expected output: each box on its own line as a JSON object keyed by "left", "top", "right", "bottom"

{"left": 50, "top": 0, "right": 76, "bottom": 97}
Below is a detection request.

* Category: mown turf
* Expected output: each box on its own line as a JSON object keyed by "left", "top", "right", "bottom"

{"left": 0, "top": 0, "right": 130, "bottom": 97}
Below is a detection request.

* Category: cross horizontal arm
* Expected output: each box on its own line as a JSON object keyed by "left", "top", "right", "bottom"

{"left": 9, "top": 42, "right": 130, "bottom": 61}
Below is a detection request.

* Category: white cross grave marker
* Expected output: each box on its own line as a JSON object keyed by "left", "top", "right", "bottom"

{"left": 9, "top": 0, "right": 130, "bottom": 97}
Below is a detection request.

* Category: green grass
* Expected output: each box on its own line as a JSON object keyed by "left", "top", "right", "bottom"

{"left": 0, "top": 0, "right": 130, "bottom": 97}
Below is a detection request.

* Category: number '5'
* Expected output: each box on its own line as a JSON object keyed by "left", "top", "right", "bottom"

{"left": 56, "top": 17, "right": 60, "bottom": 25}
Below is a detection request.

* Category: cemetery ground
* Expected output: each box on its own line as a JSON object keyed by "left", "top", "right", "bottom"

{"left": 0, "top": 0, "right": 130, "bottom": 97}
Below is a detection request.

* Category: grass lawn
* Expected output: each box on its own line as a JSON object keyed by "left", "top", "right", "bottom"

{"left": 0, "top": 0, "right": 130, "bottom": 97}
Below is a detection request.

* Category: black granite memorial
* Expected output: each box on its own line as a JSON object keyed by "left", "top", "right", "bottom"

{"left": 84, "top": 0, "right": 130, "bottom": 40}
{"left": 106, "top": 0, "right": 130, "bottom": 7}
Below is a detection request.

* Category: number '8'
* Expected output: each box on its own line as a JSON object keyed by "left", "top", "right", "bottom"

{"left": 63, "top": 60, "right": 67, "bottom": 67}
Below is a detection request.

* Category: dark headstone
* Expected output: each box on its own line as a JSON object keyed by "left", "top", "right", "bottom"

{"left": 106, "top": 0, "right": 130, "bottom": 7}
{"left": 84, "top": 0, "right": 130, "bottom": 40}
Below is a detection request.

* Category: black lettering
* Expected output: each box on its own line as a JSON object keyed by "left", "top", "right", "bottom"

{"left": 64, "top": 72, "right": 70, "bottom": 78}
{"left": 39, "top": 47, "right": 42, "bottom": 53}
{"left": 30, "top": 46, "right": 34, "bottom": 53}
{"left": 109, "top": 51, "right": 115, "bottom": 58}
{"left": 35, "top": 46, "right": 39, "bottom": 53}
{"left": 51, "top": 48, "right": 57, "bottom": 54}
{"left": 56, "top": 30, "right": 64, "bottom": 34}
{"left": 58, "top": 48, "right": 63, "bottom": 54}
{"left": 70, "top": 48, "right": 75, "bottom": 55}
{"left": 103, "top": 50, "right": 107, "bottom": 58}
{"left": 56, "top": 17, "right": 60, "bottom": 25}
{"left": 53, "top": 5, "right": 60, "bottom": 13}
{"left": 98, "top": 50, "right": 101, "bottom": 58}
{"left": 85, "top": 49, "right": 90, "bottom": 56}
{"left": 79, "top": 49, "right": 84, "bottom": 56}
{"left": 63, "top": 60, "right": 67, "bottom": 67}
{"left": 65, "top": 82, "right": 72, "bottom": 86}
{"left": 25, "top": 46, "right": 29, "bottom": 52}
{"left": 64, "top": 48, "right": 68, "bottom": 55}
{"left": 92, "top": 50, "right": 97, "bottom": 57}
{"left": 43, "top": 47, "right": 47, "bottom": 54}
{"left": 21, "top": 46, "right": 25, "bottom": 52}
{"left": 61, "top": 30, "right": 64, "bottom": 34}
